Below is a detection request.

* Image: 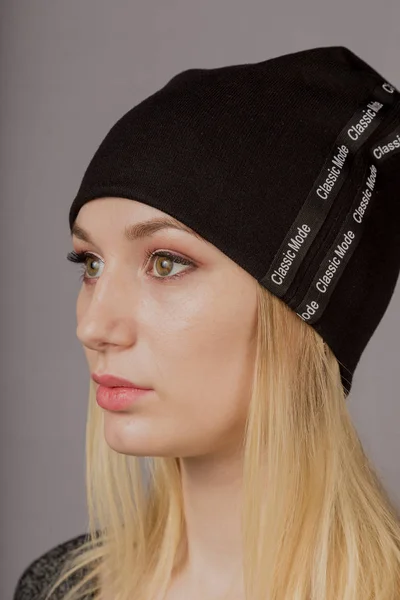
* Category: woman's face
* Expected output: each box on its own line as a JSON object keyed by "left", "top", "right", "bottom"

{"left": 72, "top": 197, "right": 258, "bottom": 458}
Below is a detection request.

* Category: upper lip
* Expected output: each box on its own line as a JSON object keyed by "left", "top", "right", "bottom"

{"left": 91, "top": 373, "right": 152, "bottom": 389}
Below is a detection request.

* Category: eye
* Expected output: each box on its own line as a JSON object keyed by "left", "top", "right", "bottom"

{"left": 66, "top": 249, "right": 195, "bottom": 283}
{"left": 66, "top": 251, "right": 104, "bottom": 282}
{"left": 144, "top": 249, "right": 195, "bottom": 280}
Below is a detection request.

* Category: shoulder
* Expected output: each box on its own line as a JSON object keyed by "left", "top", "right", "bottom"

{"left": 13, "top": 532, "right": 96, "bottom": 600}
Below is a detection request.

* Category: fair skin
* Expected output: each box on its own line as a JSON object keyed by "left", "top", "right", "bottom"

{"left": 71, "top": 197, "right": 258, "bottom": 599}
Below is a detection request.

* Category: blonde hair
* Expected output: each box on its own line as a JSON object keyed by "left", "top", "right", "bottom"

{"left": 45, "top": 283, "right": 400, "bottom": 600}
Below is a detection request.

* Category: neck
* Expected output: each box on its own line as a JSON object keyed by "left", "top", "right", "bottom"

{"left": 175, "top": 449, "right": 245, "bottom": 597}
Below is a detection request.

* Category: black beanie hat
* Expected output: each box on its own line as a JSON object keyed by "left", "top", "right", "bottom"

{"left": 69, "top": 45, "right": 400, "bottom": 397}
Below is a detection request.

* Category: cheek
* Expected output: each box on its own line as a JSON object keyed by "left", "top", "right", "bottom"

{"left": 146, "top": 328, "right": 255, "bottom": 457}
{"left": 152, "top": 291, "right": 257, "bottom": 423}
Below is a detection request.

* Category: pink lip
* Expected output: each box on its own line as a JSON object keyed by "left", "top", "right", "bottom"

{"left": 96, "top": 385, "right": 152, "bottom": 411}
{"left": 92, "top": 373, "right": 152, "bottom": 390}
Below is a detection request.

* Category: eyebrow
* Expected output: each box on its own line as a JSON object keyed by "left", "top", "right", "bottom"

{"left": 71, "top": 216, "right": 205, "bottom": 245}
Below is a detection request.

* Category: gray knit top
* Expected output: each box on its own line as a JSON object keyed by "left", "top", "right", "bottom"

{"left": 13, "top": 533, "right": 98, "bottom": 600}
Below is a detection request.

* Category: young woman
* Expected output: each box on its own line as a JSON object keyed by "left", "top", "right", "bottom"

{"left": 14, "top": 45, "right": 400, "bottom": 600}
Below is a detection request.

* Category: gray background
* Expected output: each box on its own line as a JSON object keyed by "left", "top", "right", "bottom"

{"left": 1, "top": 1, "right": 399, "bottom": 598}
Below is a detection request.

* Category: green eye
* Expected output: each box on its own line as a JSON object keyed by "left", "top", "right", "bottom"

{"left": 66, "top": 249, "right": 196, "bottom": 283}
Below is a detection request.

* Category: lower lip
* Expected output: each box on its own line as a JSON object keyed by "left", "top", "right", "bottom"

{"left": 96, "top": 385, "right": 152, "bottom": 411}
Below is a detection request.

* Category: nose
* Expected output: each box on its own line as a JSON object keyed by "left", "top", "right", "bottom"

{"left": 76, "top": 270, "right": 137, "bottom": 351}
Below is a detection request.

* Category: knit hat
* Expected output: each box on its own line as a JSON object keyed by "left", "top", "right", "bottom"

{"left": 69, "top": 45, "right": 400, "bottom": 397}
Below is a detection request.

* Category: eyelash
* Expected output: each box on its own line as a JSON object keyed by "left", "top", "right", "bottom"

{"left": 66, "top": 248, "right": 195, "bottom": 284}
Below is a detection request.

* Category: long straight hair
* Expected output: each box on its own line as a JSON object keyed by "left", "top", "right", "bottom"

{"left": 45, "top": 283, "right": 400, "bottom": 600}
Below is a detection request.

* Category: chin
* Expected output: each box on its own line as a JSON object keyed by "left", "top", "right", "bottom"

{"left": 101, "top": 420, "right": 176, "bottom": 457}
